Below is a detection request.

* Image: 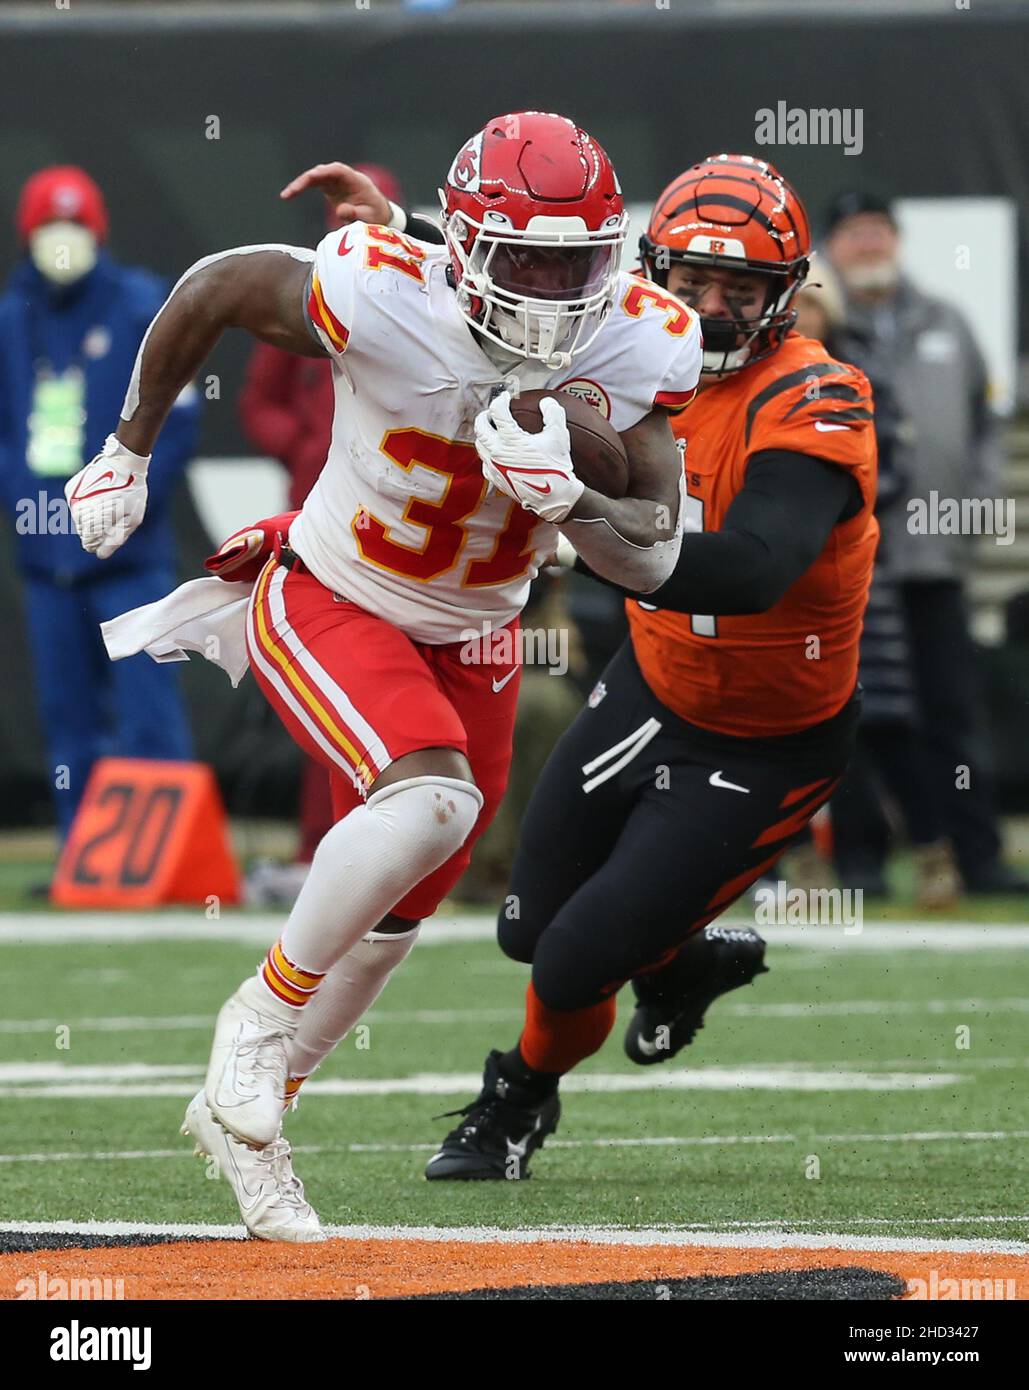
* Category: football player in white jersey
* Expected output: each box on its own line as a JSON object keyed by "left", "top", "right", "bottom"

{"left": 64, "top": 112, "right": 701, "bottom": 1240}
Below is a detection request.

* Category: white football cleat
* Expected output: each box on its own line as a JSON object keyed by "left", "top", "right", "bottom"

{"left": 204, "top": 973, "right": 300, "bottom": 1147}
{"left": 181, "top": 1090, "right": 324, "bottom": 1244}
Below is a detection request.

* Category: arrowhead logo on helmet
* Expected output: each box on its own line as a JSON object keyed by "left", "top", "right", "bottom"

{"left": 440, "top": 112, "right": 628, "bottom": 371}
{"left": 448, "top": 132, "right": 483, "bottom": 194}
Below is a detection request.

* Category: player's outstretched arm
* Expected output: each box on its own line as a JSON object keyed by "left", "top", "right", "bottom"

{"left": 65, "top": 248, "right": 322, "bottom": 559}
{"left": 119, "top": 248, "right": 322, "bottom": 458}
{"left": 575, "top": 449, "right": 863, "bottom": 615}
{"left": 281, "top": 162, "right": 444, "bottom": 244}
{"left": 281, "top": 162, "right": 393, "bottom": 226}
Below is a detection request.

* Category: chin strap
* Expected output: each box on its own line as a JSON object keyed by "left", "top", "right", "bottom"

{"left": 546, "top": 350, "right": 573, "bottom": 371}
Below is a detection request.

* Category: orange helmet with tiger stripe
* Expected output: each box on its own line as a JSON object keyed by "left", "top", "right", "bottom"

{"left": 640, "top": 153, "right": 811, "bottom": 374}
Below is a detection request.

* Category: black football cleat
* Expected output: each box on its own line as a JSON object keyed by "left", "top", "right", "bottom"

{"left": 424, "top": 1050, "right": 561, "bottom": 1181}
{"left": 624, "top": 923, "right": 769, "bottom": 1065}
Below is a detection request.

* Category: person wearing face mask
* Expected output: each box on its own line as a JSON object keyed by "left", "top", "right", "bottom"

{"left": 0, "top": 165, "right": 200, "bottom": 841}
{"left": 824, "top": 191, "right": 1025, "bottom": 896}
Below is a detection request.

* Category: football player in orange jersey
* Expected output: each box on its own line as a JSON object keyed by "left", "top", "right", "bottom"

{"left": 428, "top": 155, "right": 879, "bottom": 1181}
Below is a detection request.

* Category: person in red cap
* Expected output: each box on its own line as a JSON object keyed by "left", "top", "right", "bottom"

{"left": 0, "top": 165, "right": 201, "bottom": 842}
{"left": 17, "top": 165, "right": 109, "bottom": 285}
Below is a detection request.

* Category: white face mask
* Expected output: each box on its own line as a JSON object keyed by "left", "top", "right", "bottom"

{"left": 29, "top": 220, "right": 98, "bottom": 286}
{"left": 838, "top": 258, "right": 899, "bottom": 295}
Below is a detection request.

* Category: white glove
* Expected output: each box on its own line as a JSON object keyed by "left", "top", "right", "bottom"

{"left": 65, "top": 434, "right": 150, "bottom": 560}
{"left": 474, "top": 391, "right": 584, "bottom": 525}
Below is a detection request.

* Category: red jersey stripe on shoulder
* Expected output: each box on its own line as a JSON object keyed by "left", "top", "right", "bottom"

{"left": 308, "top": 271, "right": 350, "bottom": 353}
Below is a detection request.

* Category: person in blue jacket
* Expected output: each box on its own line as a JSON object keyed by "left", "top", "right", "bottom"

{"left": 0, "top": 166, "right": 200, "bottom": 836}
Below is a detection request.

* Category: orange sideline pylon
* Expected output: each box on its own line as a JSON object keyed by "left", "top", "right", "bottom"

{"left": 51, "top": 757, "right": 241, "bottom": 909}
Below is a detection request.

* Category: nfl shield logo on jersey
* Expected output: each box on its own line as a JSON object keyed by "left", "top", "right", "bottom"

{"left": 588, "top": 680, "right": 607, "bottom": 708}
{"left": 559, "top": 379, "right": 612, "bottom": 419}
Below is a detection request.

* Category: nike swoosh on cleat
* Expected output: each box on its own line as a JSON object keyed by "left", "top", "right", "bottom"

{"left": 708, "top": 770, "right": 750, "bottom": 794}
{"left": 224, "top": 1146, "right": 266, "bottom": 1208}
{"left": 506, "top": 1130, "right": 535, "bottom": 1159}
{"left": 634, "top": 1034, "right": 661, "bottom": 1057}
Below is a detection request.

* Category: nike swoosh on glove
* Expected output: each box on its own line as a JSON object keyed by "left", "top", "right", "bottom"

{"left": 65, "top": 434, "right": 151, "bottom": 560}
{"left": 474, "top": 391, "right": 584, "bottom": 525}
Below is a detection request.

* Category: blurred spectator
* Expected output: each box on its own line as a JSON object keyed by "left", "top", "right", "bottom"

{"left": 980, "top": 589, "right": 1029, "bottom": 802}
{"left": 795, "top": 266, "right": 961, "bottom": 908}
{"left": 792, "top": 258, "right": 846, "bottom": 344}
{"left": 824, "top": 191, "right": 1026, "bottom": 895}
{"left": 0, "top": 166, "right": 199, "bottom": 837}
{"left": 237, "top": 164, "right": 404, "bottom": 903}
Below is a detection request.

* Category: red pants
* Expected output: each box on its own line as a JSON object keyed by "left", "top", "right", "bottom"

{"left": 245, "top": 557, "right": 520, "bottom": 919}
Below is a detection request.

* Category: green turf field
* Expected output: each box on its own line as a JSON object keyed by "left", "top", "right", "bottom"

{"left": 0, "top": 913, "right": 1026, "bottom": 1242}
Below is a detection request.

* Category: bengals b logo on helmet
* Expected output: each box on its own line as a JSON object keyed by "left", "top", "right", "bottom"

{"left": 641, "top": 153, "right": 810, "bottom": 282}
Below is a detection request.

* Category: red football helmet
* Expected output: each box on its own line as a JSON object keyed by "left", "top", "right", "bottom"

{"left": 440, "top": 112, "right": 627, "bottom": 369}
{"left": 640, "top": 153, "right": 811, "bottom": 374}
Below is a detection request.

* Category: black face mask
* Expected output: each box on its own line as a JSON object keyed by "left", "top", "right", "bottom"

{"left": 697, "top": 316, "right": 740, "bottom": 354}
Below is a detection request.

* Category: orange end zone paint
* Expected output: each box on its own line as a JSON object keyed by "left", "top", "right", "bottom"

{"left": 1, "top": 1240, "right": 1025, "bottom": 1302}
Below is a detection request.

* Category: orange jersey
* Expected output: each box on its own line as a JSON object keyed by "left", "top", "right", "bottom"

{"left": 627, "top": 333, "right": 878, "bottom": 737}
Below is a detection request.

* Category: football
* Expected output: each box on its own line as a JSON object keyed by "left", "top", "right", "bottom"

{"left": 509, "top": 389, "right": 629, "bottom": 499}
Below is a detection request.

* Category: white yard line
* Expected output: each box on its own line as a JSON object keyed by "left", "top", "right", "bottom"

{"left": 0, "top": 913, "right": 487, "bottom": 946}
{"left": 0, "top": 1062, "right": 965, "bottom": 1097}
{"left": 2, "top": 913, "right": 1028, "bottom": 949}
{"left": 2, "top": 997, "right": 1026, "bottom": 1035}
{"left": 0, "top": 1008, "right": 523, "bottom": 1033}
{"left": 1, "top": 1218, "right": 1025, "bottom": 1255}
{"left": 1, "top": 1130, "right": 1026, "bottom": 1166}
{"left": 0, "top": 1063, "right": 202, "bottom": 1081}
{"left": 726, "top": 997, "right": 1029, "bottom": 1017}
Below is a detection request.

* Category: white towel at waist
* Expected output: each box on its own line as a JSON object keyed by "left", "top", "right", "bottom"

{"left": 100, "top": 576, "right": 255, "bottom": 688}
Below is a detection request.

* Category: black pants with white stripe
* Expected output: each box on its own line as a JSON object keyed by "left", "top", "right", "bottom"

{"left": 499, "top": 641, "right": 858, "bottom": 1011}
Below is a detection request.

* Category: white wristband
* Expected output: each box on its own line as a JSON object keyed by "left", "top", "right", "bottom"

{"left": 102, "top": 432, "right": 151, "bottom": 473}
{"left": 386, "top": 200, "right": 407, "bottom": 232}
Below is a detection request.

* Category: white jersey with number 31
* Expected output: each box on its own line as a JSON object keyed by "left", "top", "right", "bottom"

{"left": 289, "top": 222, "right": 701, "bottom": 644}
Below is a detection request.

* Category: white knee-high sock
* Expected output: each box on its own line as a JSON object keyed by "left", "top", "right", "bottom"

{"left": 276, "top": 776, "right": 480, "bottom": 977}
{"left": 285, "top": 925, "right": 420, "bottom": 1082}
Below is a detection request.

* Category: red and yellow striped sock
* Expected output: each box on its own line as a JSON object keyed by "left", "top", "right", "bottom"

{"left": 283, "top": 1074, "right": 307, "bottom": 1110}
{"left": 260, "top": 939, "right": 325, "bottom": 1008}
